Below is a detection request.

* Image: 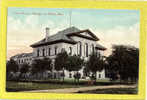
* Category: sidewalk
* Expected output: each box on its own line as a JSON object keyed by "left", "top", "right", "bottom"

{"left": 25, "top": 84, "right": 137, "bottom": 93}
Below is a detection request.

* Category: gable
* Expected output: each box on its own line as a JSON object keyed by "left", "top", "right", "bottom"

{"left": 67, "top": 30, "right": 99, "bottom": 41}
{"left": 79, "top": 32, "right": 93, "bottom": 38}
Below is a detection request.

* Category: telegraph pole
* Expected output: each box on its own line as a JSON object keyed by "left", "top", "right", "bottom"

{"left": 69, "top": 9, "right": 72, "bottom": 28}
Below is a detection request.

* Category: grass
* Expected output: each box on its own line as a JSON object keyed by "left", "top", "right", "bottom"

{"left": 77, "top": 88, "right": 138, "bottom": 94}
{"left": 6, "top": 79, "right": 137, "bottom": 92}
{"left": 6, "top": 81, "right": 85, "bottom": 92}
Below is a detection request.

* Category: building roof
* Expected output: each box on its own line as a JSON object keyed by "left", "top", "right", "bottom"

{"left": 30, "top": 26, "right": 99, "bottom": 48}
{"left": 11, "top": 53, "right": 33, "bottom": 59}
{"left": 95, "top": 43, "right": 107, "bottom": 50}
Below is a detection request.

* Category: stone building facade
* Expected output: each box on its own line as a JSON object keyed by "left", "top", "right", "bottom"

{"left": 11, "top": 26, "right": 106, "bottom": 79}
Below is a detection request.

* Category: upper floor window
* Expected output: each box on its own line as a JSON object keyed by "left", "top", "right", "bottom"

{"left": 85, "top": 43, "right": 88, "bottom": 57}
{"left": 48, "top": 48, "right": 51, "bottom": 56}
{"left": 42, "top": 48, "right": 45, "bottom": 56}
{"left": 97, "top": 51, "right": 100, "bottom": 57}
{"left": 69, "top": 47, "right": 72, "bottom": 55}
{"left": 37, "top": 49, "right": 39, "bottom": 57}
{"left": 77, "top": 42, "right": 82, "bottom": 56}
{"left": 61, "top": 48, "right": 65, "bottom": 53}
{"left": 21, "top": 59, "right": 23, "bottom": 63}
{"left": 55, "top": 47, "right": 58, "bottom": 55}
{"left": 92, "top": 44, "right": 95, "bottom": 53}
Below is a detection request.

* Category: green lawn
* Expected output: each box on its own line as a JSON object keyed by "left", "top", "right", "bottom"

{"left": 6, "top": 81, "right": 85, "bottom": 92}
{"left": 77, "top": 88, "right": 138, "bottom": 94}
{"left": 6, "top": 79, "right": 136, "bottom": 92}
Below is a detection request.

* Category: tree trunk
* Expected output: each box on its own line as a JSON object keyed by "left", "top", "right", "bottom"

{"left": 94, "top": 71, "right": 97, "bottom": 84}
{"left": 95, "top": 72, "right": 97, "bottom": 80}
{"left": 62, "top": 69, "right": 64, "bottom": 82}
{"left": 77, "top": 71, "right": 79, "bottom": 85}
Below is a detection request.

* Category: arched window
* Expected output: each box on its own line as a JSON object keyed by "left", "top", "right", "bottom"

{"left": 42, "top": 48, "right": 45, "bottom": 56}
{"left": 77, "top": 42, "right": 82, "bottom": 56}
{"left": 61, "top": 48, "right": 65, "bottom": 53}
{"left": 37, "top": 49, "right": 39, "bottom": 57}
{"left": 85, "top": 43, "right": 88, "bottom": 57}
{"left": 55, "top": 46, "right": 58, "bottom": 55}
{"left": 79, "top": 42, "right": 82, "bottom": 56}
{"left": 69, "top": 47, "right": 72, "bottom": 55}
{"left": 48, "top": 48, "right": 51, "bottom": 56}
{"left": 92, "top": 44, "right": 95, "bottom": 53}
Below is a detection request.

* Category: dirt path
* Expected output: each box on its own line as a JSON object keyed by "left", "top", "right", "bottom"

{"left": 25, "top": 84, "right": 137, "bottom": 93}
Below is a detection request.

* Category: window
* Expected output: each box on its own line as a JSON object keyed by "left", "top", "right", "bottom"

{"left": 77, "top": 42, "right": 82, "bottom": 56}
{"left": 97, "top": 51, "right": 100, "bottom": 57}
{"left": 55, "top": 47, "right": 58, "bottom": 55}
{"left": 37, "top": 49, "right": 39, "bottom": 57}
{"left": 69, "top": 47, "right": 72, "bottom": 55}
{"left": 42, "top": 48, "right": 45, "bottom": 56}
{"left": 48, "top": 48, "right": 51, "bottom": 56}
{"left": 79, "top": 42, "right": 82, "bottom": 56}
{"left": 69, "top": 73, "right": 72, "bottom": 78}
{"left": 19, "top": 60, "right": 20, "bottom": 64}
{"left": 99, "top": 74, "right": 101, "bottom": 78}
{"left": 61, "top": 48, "right": 65, "bottom": 53}
{"left": 92, "top": 44, "right": 95, "bottom": 53}
{"left": 85, "top": 43, "right": 88, "bottom": 57}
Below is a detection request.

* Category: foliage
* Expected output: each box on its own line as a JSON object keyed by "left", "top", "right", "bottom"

{"left": 20, "top": 63, "right": 30, "bottom": 74}
{"left": 19, "top": 63, "right": 31, "bottom": 79}
{"left": 6, "top": 59, "right": 19, "bottom": 80}
{"left": 54, "top": 51, "right": 68, "bottom": 71}
{"left": 31, "top": 58, "right": 52, "bottom": 75}
{"left": 106, "top": 45, "right": 139, "bottom": 82}
{"left": 54, "top": 51, "right": 68, "bottom": 81}
{"left": 6, "top": 59, "right": 19, "bottom": 73}
{"left": 65, "top": 55, "right": 84, "bottom": 83}
{"left": 65, "top": 55, "right": 84, "bottom": 72}
{"left": 86, "top": 52, "right": 105, "bottom": 80}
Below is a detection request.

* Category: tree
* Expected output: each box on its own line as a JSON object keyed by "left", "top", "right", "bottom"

{"left": 31, "top": 58, "right": 52, "bottom": 79}
{"left": 19, "top": 63, "right": 31, "bottom": 80}
{"left": 65, "top": 55, "right": 84, "bottom": 83}
{"left": 105, "top": 57, "right": 119, "bottom": 81}
{"left": 54, "top": 51, "right": 68, "bottom": 82}
{"left": 6, "top": 59, "right": 19, "bottom": 80}
{"left": 86, "top": 52, "right": 105, "bottom": 81}
{"left": 106, "top": 45, "right": 139, "bottom": 82}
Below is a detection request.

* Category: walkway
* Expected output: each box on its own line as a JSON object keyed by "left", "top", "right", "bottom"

{"left": 25, "top": 84, "right": 137, "bottom": 93}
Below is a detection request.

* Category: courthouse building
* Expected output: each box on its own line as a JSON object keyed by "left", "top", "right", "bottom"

{"left": 11, "top": 26, "right": 106, "bottom": 79}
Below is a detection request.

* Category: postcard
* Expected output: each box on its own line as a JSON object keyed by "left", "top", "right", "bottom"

{"left": 0, "top": 0, "right": 146, "bottom": 100}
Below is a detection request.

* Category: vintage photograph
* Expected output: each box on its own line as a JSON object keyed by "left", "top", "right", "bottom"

{"left": 6, "top": 8, "right": 139, "bottom": 94}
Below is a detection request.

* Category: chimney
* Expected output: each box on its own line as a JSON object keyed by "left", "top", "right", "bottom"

{"left": 45, "top": 27, "right": 49, "bottom": 42}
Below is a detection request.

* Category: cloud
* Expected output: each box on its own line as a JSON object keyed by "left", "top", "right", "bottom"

{"left": 7, "top": 15, "right": 68, "bottom": 59}
{"left": 7, "top": 13, "right": 139, "bottom": 59}
{"left": 92, "top": 22, "right": 140, "bottom": 56}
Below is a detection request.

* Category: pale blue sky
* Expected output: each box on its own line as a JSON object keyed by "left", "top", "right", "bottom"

{"left": 7, "top": 7, "right": 140, "bottom": 59}
{"left": 8, "top": 7, "right": 139, "bottom": 30}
